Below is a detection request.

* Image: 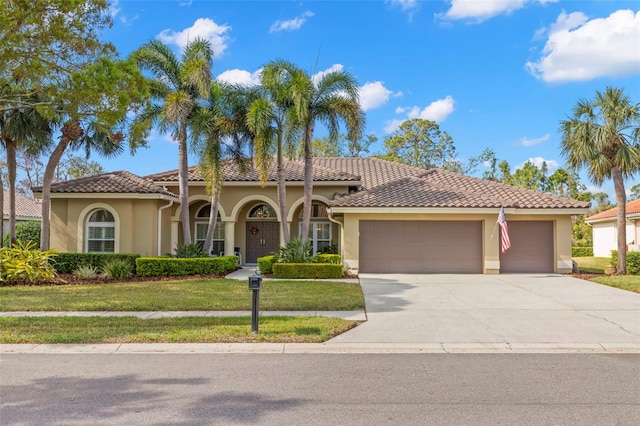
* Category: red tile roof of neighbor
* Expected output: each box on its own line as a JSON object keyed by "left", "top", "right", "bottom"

{"left": 586, "top": 199, "right": 640, "bottom": 221}
{"left": 40, "top": 157, "right": 591, "bottom": 210}
{"left": 2, "top": 190, "right": 42, "bottom": 219}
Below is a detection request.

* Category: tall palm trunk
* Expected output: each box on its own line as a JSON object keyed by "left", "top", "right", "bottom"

{"left": 40, "top": 120, "right": 82, "bottom": 250}
{"left": 612, "top": 166, "right": 627, "bottom": 274}
{"left": 203, "top": 189, "right": 220, "bottom": 254}
{"left": 0, "top": 170, "right": 4, "bottom": 247}
{"left": 301, "top": 123, "right": 314, "bottom": 243}
{"left": 177, "top": 121, "right": 191, "bottom": 245}
{"left": 276, "top": 139, "right": 290, "bottom": 244}
{"left": 5, "top": 138, "right": 17, "bottom": 246}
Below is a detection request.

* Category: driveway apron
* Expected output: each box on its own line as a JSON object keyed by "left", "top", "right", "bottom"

{"left": 327, "top": 274, "right": 640, "bottom": 346}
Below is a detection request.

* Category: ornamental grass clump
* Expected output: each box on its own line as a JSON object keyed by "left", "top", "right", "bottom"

{"left": 274, "top": 237, "right": 312, "bottom": 264}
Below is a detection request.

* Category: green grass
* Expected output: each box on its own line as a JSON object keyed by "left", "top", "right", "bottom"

{"left": 0, "top": 316, "right": 361, "bottom": 344}
{"left": 573, "top": 256, "right": 610, "bottom": 274}
{"left": 589, "top": 275, "right": 640, "bottom": 293}
{"left": 0, "top": 278, "right": 364, "bottom": 312}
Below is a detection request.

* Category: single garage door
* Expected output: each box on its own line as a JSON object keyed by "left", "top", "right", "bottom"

{"left": 500, "top": 221, "right": 554, "bottom": 273}
{"left": 359, "top": 221, "right": 482, "bottom": 273}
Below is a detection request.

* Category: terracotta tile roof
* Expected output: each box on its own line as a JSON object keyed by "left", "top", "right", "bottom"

{"left": 329, "top": 169, "right": 591, "bottom": 209}
{"left": 36, "top": 171, "right": 178, "bottom": 197}
{"left": 145, "top": 157, "right": 361, "bottom": 183}
{"left": 586, "top": 199, "right": 640, "bottom": 221}
{"left": 2, "top": 190, "right": 42, "bottom": 219}
{"left": 312, "top": 157, "right": 426, "bottom": 189}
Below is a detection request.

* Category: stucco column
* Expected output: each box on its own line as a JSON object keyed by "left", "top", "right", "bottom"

{"left": 224, "top": 221, "right": 235, "bottom": 256}
{"left": 170, "top": 221, "right": 178, "bottom": 253}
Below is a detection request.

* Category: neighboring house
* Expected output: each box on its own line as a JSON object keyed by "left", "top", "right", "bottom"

{"left": 2, "top": 190, "right": 42, "bottom": 236}
{"left": 32, "top": 157, "right": 589, "bottom": 274}
{"left": 585, "top": 199, "right": 640, "bottom": 257}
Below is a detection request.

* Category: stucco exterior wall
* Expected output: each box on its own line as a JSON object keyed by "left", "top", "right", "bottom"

{"left": 340, "top": 212, "right": 574, "bottom": 274}
{"left": 591, "top": 220, "right": 639, "bottom": 257}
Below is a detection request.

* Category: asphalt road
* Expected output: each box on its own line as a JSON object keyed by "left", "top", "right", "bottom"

{"left": 1, "top": 354, "right": 639, "bottom": 425}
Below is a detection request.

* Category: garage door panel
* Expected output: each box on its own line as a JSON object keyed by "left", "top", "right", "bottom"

{"left": 500, "top": 221, "right": 554, "bottom": 273}
{"left": 359, "top": 221, "right": 482, "bottom": 274}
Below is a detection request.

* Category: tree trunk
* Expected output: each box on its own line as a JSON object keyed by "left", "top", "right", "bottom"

{"left": 276, "top": 140, "right": 290, "bottom": 244}
{"left": 5, "top": 138, "right": 16, "bottom": 246}
{"left": 301, "top": 123, "right": 313, "bottom": 243}
{"left": 40, "top": 138, "right": 71, "bottom": 250}
{"left": 0, "top": 170, "right": 4, "bottom": 247}
{"left": 177, "top": 121, "right": 191, "bottom": 245}
{"left": 203, "top": 189, "right": 220, "bottom": 254}
{"left": 612, "top": 166, "right": 627, "bottom": 274}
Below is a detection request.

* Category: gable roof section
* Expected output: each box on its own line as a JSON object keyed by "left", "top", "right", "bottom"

{"left": 145, "top": 158, "right": 361, "bottom": 183}
{"left": 586, "top": 199, "right": 640, "bottom": 222}
{"left": 36, "top": 171, "right": 178, "bottom": 197}
{"left": 329, "top": 169, "right": 591, "bottom": 209}
{"left": 312, "top": 157, "right": 426, "bottom": 189}
{"left": 3, "top": 190, "right": 42, "bottom": 219}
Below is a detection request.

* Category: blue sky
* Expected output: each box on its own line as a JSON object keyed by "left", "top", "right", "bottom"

{"left": 97, "top": 0, "right": 639, "bottom": 198}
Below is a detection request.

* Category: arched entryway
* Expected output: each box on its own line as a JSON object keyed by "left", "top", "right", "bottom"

{"left": 245, "top": 203, "right": 280, "bottom": 263}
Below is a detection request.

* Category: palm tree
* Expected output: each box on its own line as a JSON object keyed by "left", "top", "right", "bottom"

{"left": 295, "top": 69, "right": 365, "bottom": 241}
{"left": 0, "top": 105, "right": 53, "bottom": 246}
{"left": 247, "top": 59, "right": 307, "bottom": 244}
{"left": 133, "top": 38, "right": 213, "bottom": 245}
{"left": 191, "top": 82, "right": 256, "bottom": 253}
{"left": 560, "top": 86, "right": 640, "bottom": 274}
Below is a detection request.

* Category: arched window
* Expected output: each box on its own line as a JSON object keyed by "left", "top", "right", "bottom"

{"left": 248, "top": 204, "right": 276, "bottom": 219}
{"left": 298, "top": 203, "right": 331, "bottom": 254}
{"left": 194, "top": 205, "right": 225, "bottom": 255}
{"left": 86, "top": 209, "right": 115, "bottom": 253}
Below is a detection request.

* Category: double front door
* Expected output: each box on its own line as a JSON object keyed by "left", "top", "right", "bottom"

{"left": 246, "top": 222, "right": 280, "bottom": 263}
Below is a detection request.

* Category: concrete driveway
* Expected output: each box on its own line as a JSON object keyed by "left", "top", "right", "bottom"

{"left": 328, "top": 274, "right": 640, "bottom": 351}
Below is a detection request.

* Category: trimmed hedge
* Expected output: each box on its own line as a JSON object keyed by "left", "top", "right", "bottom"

{"left": 136, "top": 256, "right": 238, "bottom": 277}
{"left": 53, "top": 253, "right": 140, "bottom": 274}
{"left": 272, "top": 263, "right": 343, "bottom": 279}
{"left": 610, "top": 251, "right": 640, "bottom": 275}
{"left": 313, "top": 254, "right": 342, "bottom": 264}
{"left": 572, "top": 247, "right": 593, "bottom": 257}
{"left": 257, "top": 255, "right": 276, "bottom": 274}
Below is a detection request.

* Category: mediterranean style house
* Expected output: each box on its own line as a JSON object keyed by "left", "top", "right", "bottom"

{"left": 586, "top": 199, "right": 640, "bottom": 257}
{"left": 2, "top": 190, "right": 42, "bottom": 236}
{"left": 34, "top": 157, "right": 590, "bottom": 274}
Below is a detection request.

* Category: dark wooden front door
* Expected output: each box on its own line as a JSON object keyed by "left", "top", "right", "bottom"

{"left": 246, "top": 222, "right": 280, "bottom": 263}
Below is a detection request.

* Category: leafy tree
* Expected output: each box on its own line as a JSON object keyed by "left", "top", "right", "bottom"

{"left": 132, "top": 38, "right": 214, "bottom": 245}
{"left": 247, "top": 59, "right": 308, "bottom": 244}
{"left": 295, "top": 67, "right": 365, "bottom": 241}
{"left": 630, "top": 183, "right": 640, "bottom": 201}
{"left": 381, "top": 119, "right": 456, "bottom": 170}
{"left": 346, "top": 134, "right": 377, "bottom": 157}
{"left": 591, "top": 192, "right": 614, "bottom": 213}
{"left": 311, "top": 136, "right": 345, "bottom": 157}
{"left": 560, "top": 86, "right": 640, "bottom": 274}
{"left": 61, "top": 155, "right": 106, "bottom": 181}
{"left": 512, "top": 160, "right": 548, "bottom": 191}
{"left": 572, "top": 215, "right": 592, "bottom": 248}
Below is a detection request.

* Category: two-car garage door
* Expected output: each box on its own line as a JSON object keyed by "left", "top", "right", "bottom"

{"left": 359, "top": 220, "right": 555, "bottom": 274}
{"left": 359, "top": 221, "right": 483, "bottom": 273}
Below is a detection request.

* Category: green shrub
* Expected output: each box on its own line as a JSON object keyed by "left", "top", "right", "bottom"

{"left": 274, "top": 236, "right": 312, "bottom": 263}
{"left": 572, "top": 247, "right": 593, "bottom": 257}
{"left": 53, "top": 253, "right": 140, "bottom": 274}
{"left": 168, "top": 243, "right": 208, "bottom": 258}
{"left": 272, "top": 263, "right": 343, "bottom": 279}
{"left": 2, "top": 220, "right": 41, "bottom": 247}
{"left": 74, "top": 265, "right": 99, "bottom": 279}
{"left": 257, "top": 255, "right": 277, "bottom": 274}
{"left": 0, "top": 240, "right": 58, "bottom": 284}
{"left": 610, "top": 251, "right": 640, "bottom": 275}
{"left": 101, "top": 258, "right": 133, "bottom": 279}
{"left": 313, "top": 254, "right": 341, "bottom": 264}
{"left": 136, "top": 256, "right": 237, "bottom": 277}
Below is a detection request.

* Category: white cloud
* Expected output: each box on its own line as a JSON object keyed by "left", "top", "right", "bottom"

{"left": 179, "top": 1, "right": 193, "bottom": 6}
{"left": 383, "top": 119, "right": 405, "bottom": 134}
{"left": 526, "top": 9, "right": 640, "bottom": 83}
{"left": 389, "top": 0, "right": 419, "bottom": 11}
{"left": 359, "top": 81, "right": 402, "bottom": 111}
{"left": 311, "top": 64, "right": 344, "bottom": 85}
{"left": 522, "top": 156, "right": 559, "bottom": 170}
{"left": 515, "top": 133, "right": 550, "bottom": 147}
{"left": 409, "top": 96, "right": 456, "bottom": 123}
{"left": 439, "top": 0, "right": 557, "bottom": 23}
{"left": 216, "top": 68, "right": 262, "bottom": 87}
{"left": 270, "top": 11, "right": 314, "bottom": 33}
{"left": 109, "top": 0, "right": 121, "bottom": 18}
{"left": 157, "top": 18, "right": 231, "bottom": 57}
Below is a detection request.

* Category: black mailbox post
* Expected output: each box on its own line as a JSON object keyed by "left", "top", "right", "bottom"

{"left": 248, "top": 274, "right": 262, "bottom": 333}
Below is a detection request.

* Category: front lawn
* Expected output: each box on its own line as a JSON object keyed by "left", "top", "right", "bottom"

{"left": 0, "top": 316, "right": 360, "bottom": 344}
{"left": 0, "top": 278, "right": 364, "bottom": 312}
{"left": 589, "top": 275, "right": 640, "bottom": 293}
{"left": 573, "top": 256, "right": 610, "bottom": 274}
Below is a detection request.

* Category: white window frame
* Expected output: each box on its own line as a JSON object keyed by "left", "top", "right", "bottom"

{"left": 194, "top": 205, "right": 224, "bottom": 255}
{"left": 86, "top": 209, "right": 115, "bottom": 253}
{"left": 298, "top": 203, "right": 331, "bottom": 254}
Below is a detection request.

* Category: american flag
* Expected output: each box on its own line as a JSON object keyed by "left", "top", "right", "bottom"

{"left": 498, "top": 207, "right": 511, "bottom": 254}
